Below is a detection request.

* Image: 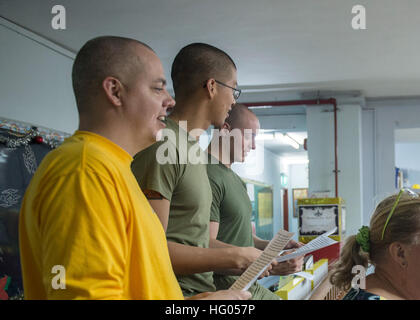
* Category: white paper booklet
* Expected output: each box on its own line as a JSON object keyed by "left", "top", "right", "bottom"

{"left": 276, "top": 228, "right": 337, "bottom": 263}
{"left": 230, "top": 229, "right": 294, "bottom": 291}
{"left": 293, "top": 271, "right": 315, "bottom": 281}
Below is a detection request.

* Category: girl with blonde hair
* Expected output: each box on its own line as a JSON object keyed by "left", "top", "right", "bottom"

{"left": 330, "top": 189, "right": 420, "bottom": 300}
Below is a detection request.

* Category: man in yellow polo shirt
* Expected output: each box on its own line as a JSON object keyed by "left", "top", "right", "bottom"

{"left": 19, "top": 36, "right": 250, "bottom": 300}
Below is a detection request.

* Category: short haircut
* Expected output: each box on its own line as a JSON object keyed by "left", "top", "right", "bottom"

{"left": 171, "top": 43, "right": 236, "bottom": 99}
{"left": 72, "top": 36, "right": 154, "bottom": 111}
{"left": 225, "top": 104, "right": 257, "bottom": 129}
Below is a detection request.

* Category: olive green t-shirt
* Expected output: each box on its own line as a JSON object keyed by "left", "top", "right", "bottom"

{"left": 207, "top": 154, "right": 254, "bottom": 247}
{"left": 131, "top": 117, "right": 215, "bottom": 296}
{"left": 207, "top": 154, "right": 280, "bottom": 300}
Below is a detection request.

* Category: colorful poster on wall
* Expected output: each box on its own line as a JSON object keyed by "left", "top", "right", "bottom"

{"left": 257, "top": 192, "right": 273, "bottom": 226}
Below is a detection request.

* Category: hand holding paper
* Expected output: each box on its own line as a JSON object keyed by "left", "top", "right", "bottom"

{"left": 270, "top": 252, "right": 304, "bottom": 276}
{"left": 230, "top": 229, "right": 294, "bottom": 291}
{"left": 276, "top": 228, "right": 338, "bottom": 263}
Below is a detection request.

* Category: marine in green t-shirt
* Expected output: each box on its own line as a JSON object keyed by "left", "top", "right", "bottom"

{"left": 131, "top": 43, "right": 262, "bottom": 297}
{"left": 207, "top": 104, "right": 305, "bottom": 300}
{"left": 132, "top": 117, "right": 215, "bottom": 295}
{"left": 208, "top": 154, "right": 254, "bottom": 248}
{"left": 207, "top": 153, "right": 280, "bottom": 300}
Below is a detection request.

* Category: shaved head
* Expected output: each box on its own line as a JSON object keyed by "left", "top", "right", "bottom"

{"left": 72, "top": 36, "right": 154, "bottom": 112}
{"left": 171, "top": 43, "right": 236, "bottom": 99}
{"left": 225, "top": 104, "right": 257, "bottom": 129}
{"left": 211, "top": 104, "right": 259, "bottom": 164}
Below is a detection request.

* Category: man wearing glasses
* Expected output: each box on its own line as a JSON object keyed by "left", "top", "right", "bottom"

{"left": 131, "top": 43, "right": 263, "bottom": 297}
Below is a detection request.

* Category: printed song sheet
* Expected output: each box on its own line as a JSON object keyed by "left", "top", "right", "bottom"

{"left": 230, "top": 229, "right": 294, "bottom": 291}
{"left": 276, "top": 228, "right": 337, "bottom": 263}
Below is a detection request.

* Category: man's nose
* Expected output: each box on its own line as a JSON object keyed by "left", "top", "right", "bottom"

{"left": 165, "top": 92, "right": 176, "bottom": 108}
{"left": 252, "top": 138, "right": 256, "bottom": 150}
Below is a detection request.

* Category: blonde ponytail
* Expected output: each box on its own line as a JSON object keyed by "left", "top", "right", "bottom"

{"left": 330, "top": 234, "right": 369, "bottom": 291}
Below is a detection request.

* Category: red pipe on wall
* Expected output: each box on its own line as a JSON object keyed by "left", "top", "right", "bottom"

{"left": 243, "top": 98, "right": 339, "bottom": 198}
{"left": 282, "top": 188, "right": 289, "bottom": 231}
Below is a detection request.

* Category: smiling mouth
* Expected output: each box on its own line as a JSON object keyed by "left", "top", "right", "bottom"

{"left": 158, "top": 115, "right": 166, "bottom": 124}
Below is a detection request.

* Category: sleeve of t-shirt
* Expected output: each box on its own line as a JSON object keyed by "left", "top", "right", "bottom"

{"left": 131, "top": 141, "right": 182, "bottom": 201}
{"left": 36, "top": 169, "right": 129, "bottom": 300}
{"left": 208, "top": 173, "right": 224, "bottom": 223}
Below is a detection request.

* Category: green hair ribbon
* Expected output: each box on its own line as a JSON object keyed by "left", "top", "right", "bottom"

{"left": 356, "top": 226, "right": 370, "bottom": 253}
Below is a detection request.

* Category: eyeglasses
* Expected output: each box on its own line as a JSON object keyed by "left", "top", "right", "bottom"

{"left": 381, "top": 188, "right": 420, "bottom": 240}
{"left": 215, "top": 80, "right": 241, "bottom": 100}
{"left": 203, "top": 80, "right": 241, "bottom": 100}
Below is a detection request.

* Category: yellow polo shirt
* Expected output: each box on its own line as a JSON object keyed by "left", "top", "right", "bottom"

{"left": 19, "top": 131, "right": 183, "bottom": 300}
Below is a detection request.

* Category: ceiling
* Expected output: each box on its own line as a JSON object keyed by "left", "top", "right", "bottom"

{"left": 1, "top": 0, "right": 420, "bottom": 99}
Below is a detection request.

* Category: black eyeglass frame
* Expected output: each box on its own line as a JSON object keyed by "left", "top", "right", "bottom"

{"left": 203, "top": 79, "right": 241, "bottom": 100}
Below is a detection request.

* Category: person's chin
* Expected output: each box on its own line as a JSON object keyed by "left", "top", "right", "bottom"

{"left": 216, "top": 117, "right": 226, "bottom": 127}
{"left": 157, "top": 119, "right": 167, "bottom": 129}
{"left": 155, "top": 123, "right": 166, "bottom": 140}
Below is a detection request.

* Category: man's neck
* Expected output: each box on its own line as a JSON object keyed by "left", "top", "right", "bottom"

{"left": 207, "top": 137, "right": 233, "bottom": 168}
{"left": 169, "top": 101, "right": 211, "bottom": 140}
{"left": 79, "top": 117, "right": 145, "bottom": 157}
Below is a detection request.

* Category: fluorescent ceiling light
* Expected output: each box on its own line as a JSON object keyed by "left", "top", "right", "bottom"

{"left": 287, "top": 132, "right": 305, "bottom": 145}
{"left": 274, "top": 132, "right": 300, "bottom": 149}
{"left": 256, "top": 132, "right": 274, "bottom": 141}
{"left": 248, "top": 106, "right": 273, "bottom": 109}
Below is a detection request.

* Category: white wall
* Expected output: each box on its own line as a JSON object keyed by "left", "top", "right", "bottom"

{"left": 362, "top": 98, "right": 420, "bottom": 224}
{"left": 306, "top": 105, "right": 335, "bottom": 195}
{"left": 306, "top": 103, "right": 364, "bottom": 236}
{"left": 0, "top": 19, "right": 77, "bottom": 133}
{"left": 361, "top": 109, "right": 376, "bottom": 225}
{"left": 338, "top": 104, "right": 364, "bottom": 236}
{"left": 257, "top": 114, "right": 306, "bottom": 132}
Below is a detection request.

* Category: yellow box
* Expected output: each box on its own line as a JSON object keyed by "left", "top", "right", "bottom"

{"left": 275, "top": 276, "right": 312, "bottom": 300}
{"left": 297, "top": 197, "right": 345, "bottom": 243}
{"left": 306, "top": 259, "right": 329, "bottom": 290}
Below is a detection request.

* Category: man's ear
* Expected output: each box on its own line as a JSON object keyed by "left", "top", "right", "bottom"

{"left": 388, "top": 242, "right": 409, "bottom": 269}
{"left": 219, "top": 122, "right": 231, "bottom": 137}
{"left": 222, "top": 122, "right": 231, "bottom": 131}
{"left": 102, "top": 76, "right": 124, "bottom": 107}
{"left": 203, "top": 79, "right": 216, "bottom": 99}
